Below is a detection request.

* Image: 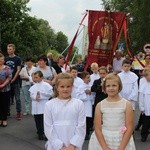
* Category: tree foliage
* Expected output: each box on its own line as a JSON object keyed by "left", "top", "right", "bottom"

{"left": 55, "top": 31, "right": 69, "bottom": 53}
{"left": 101, "top": 0, "right": 150, "bottom": 53}
{"left": 0, "top": 0, "right": 69, "bottom": 60}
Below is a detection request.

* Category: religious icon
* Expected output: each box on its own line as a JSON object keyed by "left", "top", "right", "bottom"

{"left": 94, "top": 36, "right": 101, "bottom": 49}
{"left": 101, "top": 22, "right": 110, "bottom": 44}
{"left": 100, "top": 22, "right": 112, "bottom": 50}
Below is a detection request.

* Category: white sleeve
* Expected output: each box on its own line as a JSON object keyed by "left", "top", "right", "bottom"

{"left": 29, "top": 92, "right": 37, "bottom": 101}
{"left": 29, "top": 86, "right": 37, "bottom": 101}
{"left": 75, "top": 86, "right": 87, "bottom": 101}
{"left": 139, "top": 92, "right": 145, "bottom": 112}
{"left": 70, "top": 102, "right": 86, "bottom": 148}
{"left": 128, "top": 80, "right": 138, "bottom": 101}
{"left": 44, "top": 103, "right": 63, "bottom": 150}
{"left": 40, "top": 89, "right": 53, "bottom": 99}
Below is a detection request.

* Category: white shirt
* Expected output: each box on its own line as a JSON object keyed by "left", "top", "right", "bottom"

{"left": 139, "top": 77, "right": 150, "bottom": 116}
{"left": 44, "top": 98, "right": 86, "bottom": 150}
{"left": 113, "top": 57, "right": 125, "bottom": 73}
{"left": 34, "top": 66, "right": 56, "bottom": 80}
{"left": 90, "top": 73, "right": 100, "bottom": 86}
{"left": 19, "top": 66, "right": 36, "bottom": 86}
{"left": 118, "top": 71, "right": 138, "bottom": 110}
{"left": 79, "top": 82, "right": 93, "bottom": 117}
{"left": 71, "top": 77, "right": 84, "bottom": 98}
{"left": 29, "top": 80, "right": 53, "bottom": 115}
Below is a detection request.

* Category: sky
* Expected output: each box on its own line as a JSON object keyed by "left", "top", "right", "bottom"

{"left": 27, "top": 0, "right": 103, "bottom": 52}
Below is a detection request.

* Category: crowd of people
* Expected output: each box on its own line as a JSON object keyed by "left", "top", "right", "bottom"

{"left": 0, "top": 44, "right": 150, "bottom": 149}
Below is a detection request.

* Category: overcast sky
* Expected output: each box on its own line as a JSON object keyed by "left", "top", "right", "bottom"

{"left": 27, "top": 0, "right": 103, "bottom": 51}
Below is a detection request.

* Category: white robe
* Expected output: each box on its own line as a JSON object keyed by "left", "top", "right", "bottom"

{"left": 90, "top": 73, "right": 100, "bottom": 105}
{"left": 44, "top": 98, "right": 86, "bottom": 150}
{"left": 29, "top": 81, "right": 53, "bottom": 115}
{"left": 71, "top": 77, "right": 84, "bottom": 99}
{"left": 118, "top": 71, "right": 138, "bottom": 110}
{"left": 139, "top": 77, "right": 150, "bottom": 116}
{"left": 90, "top": 73, "right": 100, "bottom": 86}
{"left": 77, "top": 82, "right": 93, "bottom": 117}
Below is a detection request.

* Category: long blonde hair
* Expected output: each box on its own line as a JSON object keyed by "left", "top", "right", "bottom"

{"left": 54, "top": 73, "right": 74, "bottom": 97}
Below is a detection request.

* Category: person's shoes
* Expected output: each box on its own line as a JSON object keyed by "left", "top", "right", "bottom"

{"left": 2, "top": 121, "right": 7, "bottom": 127}
{"left": 38, "top": 134, "right": 47, "bottom": 141}
{"left": 85, "top": 134, "right": 90, "bottom": 140}
{"left": 16, "top": 112, "right": 22, "bottom": 120}
{"left": 23, "top": 112, "right": 29, "bottom": 116}
{"left": 2, "top": 124, "right": 7, "bottom": 127}
{"left": 141, "top": 137, "right": 147, "bottom": 142}
{"left": 43, "top": 135, "right": 48, "bottom": 141}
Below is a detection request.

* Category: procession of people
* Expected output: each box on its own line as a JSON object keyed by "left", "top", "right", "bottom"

{"left": 1, "top": 43, "right": 150, "bottom": 150}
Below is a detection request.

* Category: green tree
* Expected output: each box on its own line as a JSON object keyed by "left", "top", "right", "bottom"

{"left": 55, "top": 31, "right": 69, "bottom": 53}
{"left": 0, "top": 0, "right": 30, "bottom": 54}
{"left": 0, "top": 0, "right": 70, "bottom": 59}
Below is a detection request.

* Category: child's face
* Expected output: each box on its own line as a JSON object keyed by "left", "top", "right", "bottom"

{"left": 91, "top": 67, "right": 98, "bottom": 73}
{"left": 99, "top": 70, "right": 107, "bottom": 78}
{"left": 105, "top": 79, "right": 119, "bottom": 97}
{"left": 57, "top": 79, "right": 73, "bottom": 99}
{"left": 70, "top": 69, "right": 77, "bottom": 78}
{"left": 143, "top": 72, "right": 150, "bottom": 82}
{"left": 122, "top": 64, "right": 131, "bottom": 72}
{"left": 33, "top": 74, "right": 42, "bottom": 83}
{"left": 83, "top": 75, "right": 91, "bottom": 84}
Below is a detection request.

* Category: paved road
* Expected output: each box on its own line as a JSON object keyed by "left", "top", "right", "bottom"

{"left": 0, "top": 101, "right": 150, "bottom": 150}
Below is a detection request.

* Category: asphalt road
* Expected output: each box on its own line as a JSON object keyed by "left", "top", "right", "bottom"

{"left": 0, "top": 98, "right": 150, "bottom": 150}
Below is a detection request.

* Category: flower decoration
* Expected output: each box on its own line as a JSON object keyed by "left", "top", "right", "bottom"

{"left": 120, "top": 126, "right": 127, "bottom": 134}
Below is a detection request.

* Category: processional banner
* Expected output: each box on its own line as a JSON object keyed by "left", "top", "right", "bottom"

{"left": 86, "top": 10, "right": 126, "bottom": 67}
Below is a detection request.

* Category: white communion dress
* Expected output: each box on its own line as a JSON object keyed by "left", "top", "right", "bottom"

{"left": 88, "top": 98, "right": 136, "bottom": 150}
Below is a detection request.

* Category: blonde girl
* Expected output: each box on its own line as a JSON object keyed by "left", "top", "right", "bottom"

{"left": 89, "top": 73, "right": 136, "bottom": 150}
{"left": 44, "top": 73, "right": 86, "bottom": 150}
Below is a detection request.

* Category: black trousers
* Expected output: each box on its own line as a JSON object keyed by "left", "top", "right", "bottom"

{"left": 141, "top": 114, "right": 150, "bottom": 139}
{"left": 86, "top": 117, "right": 92, "bottom": 136}
{"left": 34, "top": 114, "right": 44, "bottom": 136}
{"left": 137, "top": 113, "right": 144, "bottom": 127}
{"left": 0, "top": 91, "right": 10, "bottom": 120}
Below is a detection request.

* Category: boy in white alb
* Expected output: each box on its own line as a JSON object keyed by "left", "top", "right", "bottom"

{"left": 80, "top": 72, "right": 94, "bottom": 140}
{"left": 70, "top": 66, "right": 85, "bottom": 99}
{"left": 29, "top": 71, "right": 53, "bottom": 140}
{"left": 118, "top": 59, "right": 138, "bottom": 110}
{"left": 139, "top": 67, "right": 150, "bottom": 142}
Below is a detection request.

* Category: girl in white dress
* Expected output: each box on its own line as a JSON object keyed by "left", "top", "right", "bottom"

{"left": 44, "top": 73, "right": 86, "bottom": 150}
{"left": 88, "top": 73, "right": 136, "bottom": 150}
